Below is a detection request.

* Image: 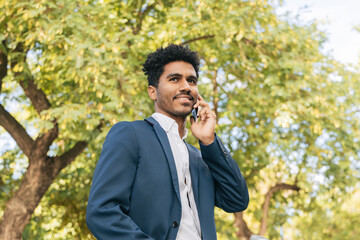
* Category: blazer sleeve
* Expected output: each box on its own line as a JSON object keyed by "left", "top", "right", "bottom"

{"left": 199, "top": 134, "right": 249, "bottom": 213}
{"left": 86, "top": 122, "right": 153, "bottom": 240}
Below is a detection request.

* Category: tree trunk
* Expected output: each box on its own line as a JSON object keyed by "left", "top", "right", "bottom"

{"left": 233, "top": 183, "right": 300, "bottom": 240}
{"left": 211, "top": 70, "right": 219, "bottom": 124}
{"left": 0, "top": 139, "right": 87, "bottom": 240}
{"left": 0, "top": 40, "right": 89, "bottom": 238}
{"left": 258, "top": 183, "right": 300, "bottom": 236}
{"left": 0, "top": 104, "right": 87, "bottom": 239}
{"left": 234, "top": 212, "right": 253, "bottom": 240}
{"left": 0, "top": 157, "right": 57, "bottom": 239}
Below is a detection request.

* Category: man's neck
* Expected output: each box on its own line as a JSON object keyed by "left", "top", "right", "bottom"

{"left": 175, "top": 117, "right": 187, "bottom": 139}
{"left": 154, "top": 112, "right": 187, "bottom": 139}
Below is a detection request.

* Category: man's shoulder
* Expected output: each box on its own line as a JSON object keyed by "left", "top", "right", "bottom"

{"left": 105, "top": 119, "right": 154, "bottom": 141}
{"left": 111, "top": 119, "right": 152, "bottom": 130}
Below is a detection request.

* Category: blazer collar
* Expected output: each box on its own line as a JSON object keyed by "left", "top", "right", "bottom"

{"left": 145, "top": 116, "right": 181, "bottom": 202}
{"left": 144, "top": 117, "right": 200, "bottom": 205}
{"left": 185, "top": 142, "right": 200, "bottom": 208}
{"left": 144, "top": 116, "right": 158, "bottom": 126}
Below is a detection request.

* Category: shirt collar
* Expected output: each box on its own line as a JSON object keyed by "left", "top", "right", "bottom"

{"left": 152, "top": 113, "right": 188, "bottom": 139}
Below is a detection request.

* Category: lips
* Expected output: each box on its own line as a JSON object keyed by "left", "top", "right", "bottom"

{"left": 176, "top": 98, "right": 192, "bottom": 104}
{"left": 173, "top": 94, "right": 194, "bottom": 101}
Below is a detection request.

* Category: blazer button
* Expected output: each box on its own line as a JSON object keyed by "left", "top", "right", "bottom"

{"left": 172, "top": 221, "right": 178, "bottom": 228}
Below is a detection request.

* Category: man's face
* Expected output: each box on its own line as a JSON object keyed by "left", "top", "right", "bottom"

{"left": 148, "top": 61, "right": 199, "bottom": 120}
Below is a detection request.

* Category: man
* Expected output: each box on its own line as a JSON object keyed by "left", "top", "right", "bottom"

{"left": 86, "top": 44, "right": 249, "bottom": 240}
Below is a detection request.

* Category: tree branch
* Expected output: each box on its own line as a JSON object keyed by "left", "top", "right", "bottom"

{"left": 259, "top": 183, "right": 300, "bottom": 236}
{"left": 52, "top": 141, "right": 88, "bottom": 176}
{"left": 133, "top": 2, "right": 156, "bottom": 35}
{"left": 11, "top": 43, "right": 51, "bottom": 115}
{"left": 241, "top": 37, "right": 262, "bottom": 49}
{"left": 32, "top": 123, "right": 59, "bottom": 159}
{"left": 234, "top": 212, "right": 253, "bottom": 240}
{"left": 0, "top": 40, "right": 8, "bottom": 92}
{"left": 19, "top": 78, "right": 51, "bottom": 115}
{"left": 181, "top": 34, "right": 215, "bottom": 45}
{"left": 51, "top": 121, "right": 105, "bottom": 175}
{"left": 0, "top": 104, "right": 35, "bottom": 157}
{"left": 11, "top": 43, "right": 58, "bottom": 155}
{"left": 211, "top": 69, "right": 219, "bottom": 124}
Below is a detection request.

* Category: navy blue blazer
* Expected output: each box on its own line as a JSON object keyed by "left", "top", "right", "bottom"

{"left": 86, "top": 117, "right": 249, "bottom": 240}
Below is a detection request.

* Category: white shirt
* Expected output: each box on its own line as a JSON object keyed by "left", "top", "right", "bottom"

{"left": 152, "top": 113, "right": 202, "bottom": 240}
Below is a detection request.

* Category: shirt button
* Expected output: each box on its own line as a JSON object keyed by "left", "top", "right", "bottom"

{"left": 172, "top": 221, "right": 178, "bottom": 228}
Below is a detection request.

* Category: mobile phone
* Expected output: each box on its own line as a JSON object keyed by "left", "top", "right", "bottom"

{"left": 191, "top": 107, "right": 198, "bottom": 121}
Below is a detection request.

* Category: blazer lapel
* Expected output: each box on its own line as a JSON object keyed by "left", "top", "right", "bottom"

{"left": 145, "top": 117, "right": 181, "bottom": 202}
{"left": 185, "top": 142, "right": 200, "bottom": 208}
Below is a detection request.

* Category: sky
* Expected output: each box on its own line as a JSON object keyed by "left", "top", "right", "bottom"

{"left": 277, "top": 0, "right": 360, "bottom": 65}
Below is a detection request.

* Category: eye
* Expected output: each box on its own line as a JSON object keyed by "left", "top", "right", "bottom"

{"left": 187, "top": 79, "right": 197, "bottom": 84}
{"left": 169, "top": 77, "right": 178, "bottom": 81}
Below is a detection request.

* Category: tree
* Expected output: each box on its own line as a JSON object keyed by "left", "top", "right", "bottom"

{"left": 1, "top": 0, "right": 359, "bottom": 239}
{"left": 181, "top": 2, "right": 359, "bottom": 239}
{"left": 288, "top": 185, "right": 360, "bottom": 239}
{"left": 0, "top": 0, "right": 153, "bottom": 238}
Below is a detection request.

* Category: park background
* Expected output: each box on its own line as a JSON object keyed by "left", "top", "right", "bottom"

{"left": 0, "top": 0, "right": 359, "bottom": 239}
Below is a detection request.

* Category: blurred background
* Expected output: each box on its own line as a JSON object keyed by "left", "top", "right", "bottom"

{"left": 0, "top": 0, "right": 359, "bottom": 239}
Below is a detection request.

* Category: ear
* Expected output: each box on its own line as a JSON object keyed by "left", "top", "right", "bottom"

{"left": 148, "top": 85, "right": 157, "bottom": 101}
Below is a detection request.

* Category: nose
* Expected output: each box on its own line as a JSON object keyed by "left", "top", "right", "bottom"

{"left": 179, "top": 78, "right": 191, "bottom": 92}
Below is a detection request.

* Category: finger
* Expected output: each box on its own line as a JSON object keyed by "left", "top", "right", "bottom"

{"left": 199, "top": 107, "right": 208, "bottom": 121}
{"left": 196, "top": 100, "right": 210, "bottom": 109}
{"left": 193, "top": 100, "right": 202, "bottom": 109}
{"left": 197, "top": 106, "right": 202, "bottom": 117}
{"left": 193, "top": 94, "right": 206, "bottom": 108}
{"left": 198, "top": 94, "right": 204, "bottom": 102}
{"left": 193, "top": 101, "right": 199, "bottom": 109}
{"left": 207, "top": 108, "right": 215, "bottom": 117}
{"left": 202, "top": 108, "right": 216, "bottom": 121}
{"left": 206, "top": 108, "right": 213, "bottom": 119}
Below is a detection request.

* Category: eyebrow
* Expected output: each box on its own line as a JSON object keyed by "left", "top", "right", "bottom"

{"left": 166, "top": 73, "right": 198, "bottom": 81}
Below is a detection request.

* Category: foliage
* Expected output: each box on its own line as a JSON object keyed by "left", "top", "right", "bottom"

{"left": 0, "top": 148, "right": 26, "bottom": 214}
{"left": 288, "top": 186, "right": 360, "bottom": 240}
{"left": 0, "top": 0, "right": 359, "bottom": 239}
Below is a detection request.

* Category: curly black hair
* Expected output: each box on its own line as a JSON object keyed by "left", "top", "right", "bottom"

{"left": 142, "top": 44, "right": 200, "bottom": 87}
